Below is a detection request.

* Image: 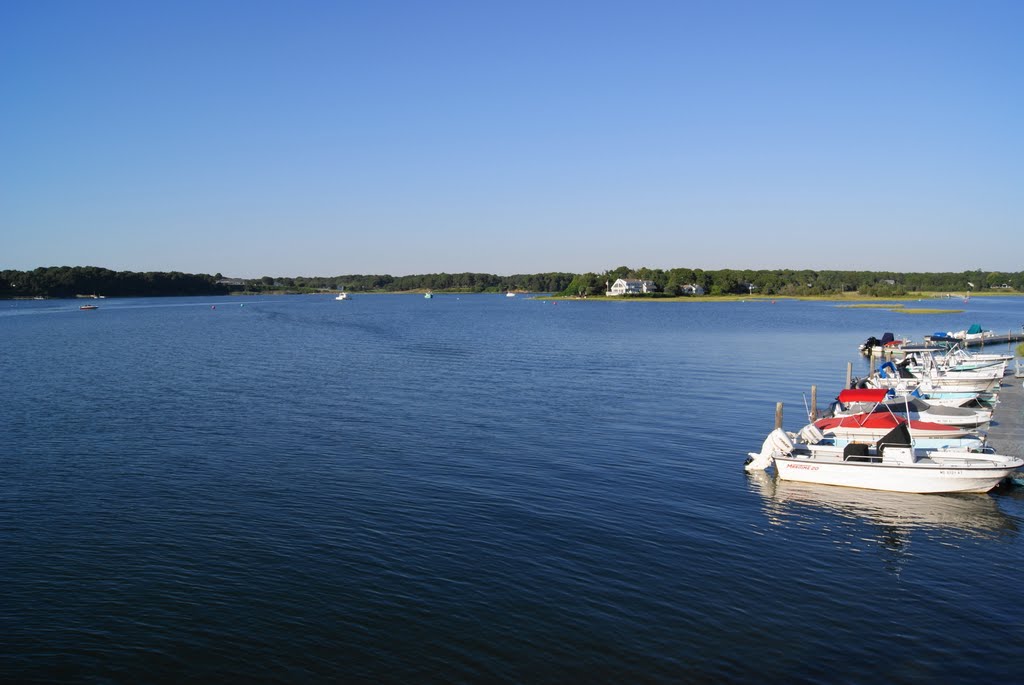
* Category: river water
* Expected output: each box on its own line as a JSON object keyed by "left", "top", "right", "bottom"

{"left": 2, "top": 294, "right": 1023, "bottom": 682}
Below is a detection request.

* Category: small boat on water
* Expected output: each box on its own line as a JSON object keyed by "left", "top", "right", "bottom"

{"left": 859, "top": 332, "right": 910, "bottom": 356}
{"left": 335, "top": 291, "right": 350, "bottom": 301}
{"left": 506, "top": 292, "right": 516, "bottom": 298}
{"left": 80, "top": 305, "right": 98, "bottom": 310}
{"left": 424, "top": 291, "right": 433, "bottom": 299}
{"left": 745, "top": 422, "right": 1022, "bottom": 494}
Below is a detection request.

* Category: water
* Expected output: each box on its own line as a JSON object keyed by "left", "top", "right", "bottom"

{"left": 3, "top": 295, "right": 1023, "bottom": 682}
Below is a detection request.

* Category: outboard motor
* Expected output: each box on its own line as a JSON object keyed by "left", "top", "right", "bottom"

{"left": 745, "top": 428, "right": 794, "bottom": 472}
{"left": 799, "top": 423, "right": 826, "bottom": 444}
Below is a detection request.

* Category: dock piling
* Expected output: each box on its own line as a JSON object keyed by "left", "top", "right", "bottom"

{"left": 775, "top": 402, "right": 784, "bottom": 430}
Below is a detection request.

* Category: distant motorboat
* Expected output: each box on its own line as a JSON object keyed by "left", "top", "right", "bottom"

{"left": 335, "top": 292, "right": 350, "bottom": 301}
{"left": 506, "top": 292, "right": 516, "bottom": 298}
{"left": 424, "top": 291, "right": 434, "bottom": 299}
{"left": 80, "top": 305, "right": 98, "bottom": 310}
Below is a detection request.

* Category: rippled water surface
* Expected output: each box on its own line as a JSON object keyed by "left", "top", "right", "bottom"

{"left": 3, "top": 294, "right": 1024, "bottom": 682}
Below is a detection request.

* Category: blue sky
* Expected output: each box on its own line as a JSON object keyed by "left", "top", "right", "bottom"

{"left": 2, "top": 0, "right": 1021, "bottom": 277}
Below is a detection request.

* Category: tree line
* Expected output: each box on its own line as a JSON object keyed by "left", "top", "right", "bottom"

{"left": 1, "top": 266, "right": 228, "bottom": 298}
{"left": 231, "top": 272, "right": 577, "bottom": 294}
{"left": 558, "top": 267, "right": 1022, "bottom": 297}
{"left": 3, "top": 265, "right": 1020, "bottom": 299}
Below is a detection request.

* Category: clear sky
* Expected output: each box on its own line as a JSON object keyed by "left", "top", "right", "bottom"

{"left": 2, "top": 0, "right": 1021, "bottom": 278}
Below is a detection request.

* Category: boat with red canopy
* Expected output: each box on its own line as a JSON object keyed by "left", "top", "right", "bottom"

{"left": 827, "top": 388, "right": 991, "bottom": 430}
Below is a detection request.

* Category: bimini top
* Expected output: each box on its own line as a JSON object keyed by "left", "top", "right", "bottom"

{"left": 815, "top": 413, "right": 960, "bottom": 432}
{"left": 837, "top": 388, "right": 889, "bottom": 403}
{"left": 967, "top": 324, "right": 984, "bottom": 335}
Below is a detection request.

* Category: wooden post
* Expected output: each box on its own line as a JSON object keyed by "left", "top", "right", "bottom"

{"left": 846, "top": 362, "right": 853, "bottom": 389}
{"left": 775, "top": 402, "right": 784, "bottom": 430}
{"left": 810, "top": 385, "right": 818, "bottom": 420}
{"left": 869, "top": 354, "right": 875, "bottom": 375}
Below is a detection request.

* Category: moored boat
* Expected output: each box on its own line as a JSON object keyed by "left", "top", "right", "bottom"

{"left": 861, "top": 362, "right": 1002, "bottom": 395}
{"left": 859, "top": 332, "right": 911, "bottom": 356}
{"left": 814, "top": 412, "right": 978, "bottom": 442}
{"left": 745, "top": 423, "right": 1022, "bottom": 494}
{"left": 827, "top": 388, "right": 992, "bottom": 430}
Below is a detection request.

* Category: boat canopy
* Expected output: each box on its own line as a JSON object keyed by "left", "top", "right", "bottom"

{"left": 838, "top": 388, "right": 889, "bottom": 403}
{"left": 876, "top": 422, "right": 912, "bottom": 450}
{"left": 967, "top": 324, "right": 983, "bottom": 335}
{"left": 880, "top": 332, "right": 895, "bottom": 344}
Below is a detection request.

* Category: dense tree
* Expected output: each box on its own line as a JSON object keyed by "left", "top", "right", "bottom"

{"left": 5, "top": 266, "right": 1020, "bottom": 300}
{"left": 0, "top": 266, "right": 227, "bottom": 297}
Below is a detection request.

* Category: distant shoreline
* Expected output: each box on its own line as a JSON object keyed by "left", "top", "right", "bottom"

{"left": 538, "top": 291, "right": 1020, "bottom": 303}
{"left": 9, "top": 290, "right": 1021, "bottom": 302}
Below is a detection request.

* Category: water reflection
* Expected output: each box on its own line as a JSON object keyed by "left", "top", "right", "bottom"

{"left": 749, "top": 472, "right": 1018, "bottom": 567}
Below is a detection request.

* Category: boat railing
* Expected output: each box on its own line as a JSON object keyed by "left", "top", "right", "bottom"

{"left": 928, "top": 452, "right": 1004, "bottom": 467}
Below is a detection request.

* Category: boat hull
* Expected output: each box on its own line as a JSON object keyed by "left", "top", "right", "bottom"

{"left": 868, "top": 375, "right": 1001, "bottom": 394}
{"left": 773, "top": 455, "right": 1016, "bottom": 494}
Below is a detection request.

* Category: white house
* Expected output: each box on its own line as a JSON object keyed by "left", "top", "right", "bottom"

{"left": 607, "top": 278, "right": 657, "bottom": 296}
{"left": 681, "top": 283, "right": 705, "bottom": 296}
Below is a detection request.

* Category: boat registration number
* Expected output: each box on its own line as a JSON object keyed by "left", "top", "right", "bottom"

{"left": 939, "top": 470, "right": 964, "bottom": 476}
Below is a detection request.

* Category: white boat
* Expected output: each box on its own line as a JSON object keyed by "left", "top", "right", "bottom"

{"left": 955, "top": 324, "right": 995, "bottom": 342}
{"left": 898, "top": 350, "right": 1007, "bottom": 377}
{"left": 940, "top": 345, "right": 1013, "bottom": 370}
{"left": 858, "top": 332, "right": 911, "bottom": 356}
{"left": 863, "top": 365, "right": 1002, "bottom": 395}
{"left": 828, "top": 389, "right": 991, "bottom": 430}
{"left": 745, "top": 423, "right": 1022, "bottom": 494}
{"left": 424, "top": 291, "right": 433, "bottom": 299}
{"left": 916, "top": 390, "right": 999, "bottom": 409}
{"left": 335, "top": 291, "right": 350, "bottom": 300}
{"left": 506, "top": 292, "right": 516, "bottom": 298}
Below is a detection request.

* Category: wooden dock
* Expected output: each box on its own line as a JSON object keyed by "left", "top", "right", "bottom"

{"left": 987, "top": 374, "right": 1024, "bottom": 458}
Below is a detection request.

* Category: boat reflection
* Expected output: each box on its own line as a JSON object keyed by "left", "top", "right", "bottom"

{"left": 749, "top": 471, "right": 1018, "bottom": 541}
